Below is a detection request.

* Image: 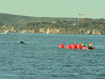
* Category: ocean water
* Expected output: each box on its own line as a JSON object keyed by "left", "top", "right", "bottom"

{"left": 0, "top": 33, "right": 105, "bottom": 79}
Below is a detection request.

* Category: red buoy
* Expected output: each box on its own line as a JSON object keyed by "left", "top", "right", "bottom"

{"left": 71, "top": 44, "right": 77, "bottom": 49}
{"left": 75, "top": 44, "right": 78, "bottom": 48}
{"left": 66, "top": 45, "right": 71, "bottom": 49}
{"left": 59, "top": 44, "right": 64, "bottom": 48}
{"left": 77, "top": 44, "right": 82, "bottom": 49}
{"left": 82, "top": 46, "right": 88, "bottom": 49}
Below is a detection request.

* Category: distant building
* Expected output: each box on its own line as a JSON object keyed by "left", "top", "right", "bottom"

{"left": 74, "top": 20, "right": 77, "bottom": 23}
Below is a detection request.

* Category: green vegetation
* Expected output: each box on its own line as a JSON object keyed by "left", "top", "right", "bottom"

{"left": 0, "top": 13, "right": 105, "bottom": 35}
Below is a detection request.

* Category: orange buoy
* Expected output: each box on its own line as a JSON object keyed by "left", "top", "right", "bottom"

{"left": 59, "top": 44, "right": 64, "bottom": 48}
{"left": 77, "top": 44, "right": 82, "bottom": 49}
{"left": 82, "top": 46, "right": 88, "bottom": 49}
{"left": 66, "top": 45, "right": 71, "bottom": 49}
{"left": 71, "top": 44, "right": 77, "bottom": 49}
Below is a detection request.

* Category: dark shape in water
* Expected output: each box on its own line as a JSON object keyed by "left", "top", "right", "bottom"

{"left": 20, "top": 41, "right": 25, "bottom": 44}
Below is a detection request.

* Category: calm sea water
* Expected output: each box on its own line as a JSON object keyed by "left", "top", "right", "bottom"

{"left": 0, "top": 33, "right": 105, "bottom": 79}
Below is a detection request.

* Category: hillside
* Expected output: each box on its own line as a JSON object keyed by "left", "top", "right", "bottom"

{"left": 0, "top": 13, "right": 105, "bottom": 35}
{"left": 0, "top": 13, "right": 79, "bottom": 25}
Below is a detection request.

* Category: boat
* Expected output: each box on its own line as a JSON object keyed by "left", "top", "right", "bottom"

{"left": 2, "top": 30, "right": 9, "bottom": 34}
{"left": 46, "top": 28, "right": 49, "bottom": 34}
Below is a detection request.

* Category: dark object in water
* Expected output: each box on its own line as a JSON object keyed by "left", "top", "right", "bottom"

{"left": 88, "top": 46, "right": 93, "bottom": 49}
{"left": 20, "top": 41, "right": 25, "bottom": 44}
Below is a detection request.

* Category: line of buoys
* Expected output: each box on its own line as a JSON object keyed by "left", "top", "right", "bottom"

{"left": 59, "top": 44, "right": 95, "bottom": 50}
{"left": 59, "top": 44, "right": 82, "bottom": 49}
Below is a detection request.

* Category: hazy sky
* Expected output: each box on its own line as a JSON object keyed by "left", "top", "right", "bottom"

{"left": 0, "top": 0, "right": 105, "bottom": 18}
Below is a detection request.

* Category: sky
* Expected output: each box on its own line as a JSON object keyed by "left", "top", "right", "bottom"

{"left": 0, "top": 0, "right": 105, "bottom": 19}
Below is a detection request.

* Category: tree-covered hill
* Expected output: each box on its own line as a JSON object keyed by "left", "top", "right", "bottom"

{"left": 0, "top": 13, "right": 78, "bottom": 25}
{"left": 0, "top": 13, "right": 105, "bottom": 35}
